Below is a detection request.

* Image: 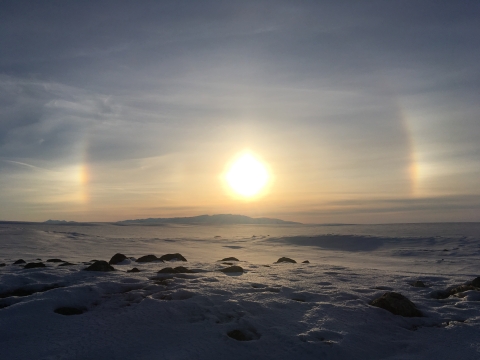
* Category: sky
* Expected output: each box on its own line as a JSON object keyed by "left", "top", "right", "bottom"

{"left": 1, "top": 0, "right": 479, "bottom": 223}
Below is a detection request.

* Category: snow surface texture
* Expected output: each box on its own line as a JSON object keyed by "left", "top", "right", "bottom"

{"left": 1, "top": 223, "right": 480, "bottom": 359}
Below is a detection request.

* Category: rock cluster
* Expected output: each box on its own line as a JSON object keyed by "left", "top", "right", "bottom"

{"left": 431, "top": 278, "right": 480, "bottom": 299}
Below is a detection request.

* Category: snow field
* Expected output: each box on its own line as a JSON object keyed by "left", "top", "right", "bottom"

{"left": 1, "top": 223, "right": 480, "bottom": 359}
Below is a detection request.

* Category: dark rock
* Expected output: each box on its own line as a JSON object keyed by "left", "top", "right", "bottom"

{"left": 292, "top": 298, "right": 306, "bottom": 302}
{"left": 227, "top": 329, "right": 260, "bottom": 341}
{"left": 84, "top": 261, "right": 115, "bottom": 272}
{"left": 220, "top": 257, "right": 239, "bottom": 262}
{"left": 172, "top": 266, "right": 194, "bottom": 273}
{"left": 370, "top": 292, "right": 422, "bottom": 317}
{"left": 157, "top": 266, "right": 194, "bottom": 274}
{"left": 0, "top": 284, "right": 62, "bottom": 299}
{"left": 222, "top": 262, "right": 233, "bottom": 266}
{"left": 275, "top": 257, "right": 297, "bottom": 264}
{"left": 227, "top": 330, "right": 249, "bottom": 341}
{"left": 448, "top": 284, "right": 478, "bottom": 297}
{"left": 302, "top": 260, "right": 310, "bottom": 264}
{"left": 159, "top": 253, "right": 187, "bottom": 262}
{"left": 54, "top": 307, "right": 85, "bottom": 315}
{"left": 136, "top": 255, "right": 160, "bottom": 263}
{"left": 154, "top": 279, "right": 169, "bottom": 286}
{"left": 430, "top": 290, "right": 451, "bottom": 299}
{"left": 412, "top": 280, "right": 427, "bottom": 288}
{"left": 0, "top": 288, "right": 38, "bottom": 298}
{"left": 0, "top": 263, "right": 5, "bottom": 267}
{"left": 470, "top": 277, "right": 480, "bottom": 288}
{"left": 220, "top": 266, "right": 244, "bottom": 273}
{"left": 13, "top": 259, "right": 26, "bottom": 265}
{"left": 109, "top": 253, "right": 127, "bottom": 265}
{"left": 127, "top": 267, "right": 140, "bottom": 273}
{"left": 46, "top": 259, "right": 64, "bottom": 263}
{"left": 24, "top": 262, "right": 46, "bottom": 269}
{"left": 59, "top": 262, "right": 75, "bottom": 266}
{"left": 430, "top": 278, "right": 480, "bottom": 299}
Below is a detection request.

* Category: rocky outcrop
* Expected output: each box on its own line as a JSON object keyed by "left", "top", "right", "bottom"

{"left": 370, "top": 292, "right": 422, "bottom": 317}
{"left": 157, "top": 266, "right": 195, "bottom": 274}
{"left": 54, "top": 307, "right": 85, "bottom": 315}
{"left": 219, "top": 257, "right": 239, "bottom": 262}
{"left": 302, "top": 260, "right": 310, "bottom": 264}
{"left": 220, "top": 266, "right": 244, "bottom": 273}
{"left": 59, "top": 262, "right": 74, "bottom": 266}
{"left": 127, "top": 267, "right": 140, "bottom": 273}
{"left": 227, "top": 328, "right": 260, "bottom": 341}
{"left": 275, "top": 257, "right": 296, "bottom": 264}
{"left": 159, "top": 253, "right": 187, "bottom": 262}
{"left": 109, "top": 253, "right": 127, "bottom": 265}
{"left": 471, "top": 277, "right": 480, "bottom": 288}
{"left": 84, "top": 261, "right": 115, "bottom": 272}
{"left": 136, "top": 255, "right": 160, "bottom": 263}
{"left": 227, "top": 329, "right": 249, "bottom": 341}
{"left": 24, "top": 262, "right": 46, "bottom": 269}
{"left": 0, "top": 284, "right": 62, "bottom": 299}
{"left": 430, "top": 277, "right": 480, "bottom": 299}
{"left": 13, "top": 259, "right": 26, "bottom": 265}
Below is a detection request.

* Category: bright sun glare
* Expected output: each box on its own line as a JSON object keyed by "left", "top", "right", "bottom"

{"left": 226, "top": 153, "right": 269, "bottom": 198}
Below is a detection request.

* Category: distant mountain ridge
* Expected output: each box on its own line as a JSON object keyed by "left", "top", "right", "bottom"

{"left": 115, "top": 214, "right": 301, "bottom": 225}
{"left": 44, "top": 220, "right": 79, "bottom": 224}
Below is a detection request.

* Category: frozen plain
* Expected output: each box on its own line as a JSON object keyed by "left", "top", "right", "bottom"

{"left": 1, "top": 222, "right": 479, "bottom": 360}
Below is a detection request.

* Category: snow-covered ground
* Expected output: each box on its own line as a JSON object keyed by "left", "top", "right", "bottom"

{"left": 1, "top": 222, "right": 480, "bottom": 359}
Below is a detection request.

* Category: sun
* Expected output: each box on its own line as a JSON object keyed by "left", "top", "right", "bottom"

{"left": 225, "top": 153, "right": 269, "bottom": 198}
